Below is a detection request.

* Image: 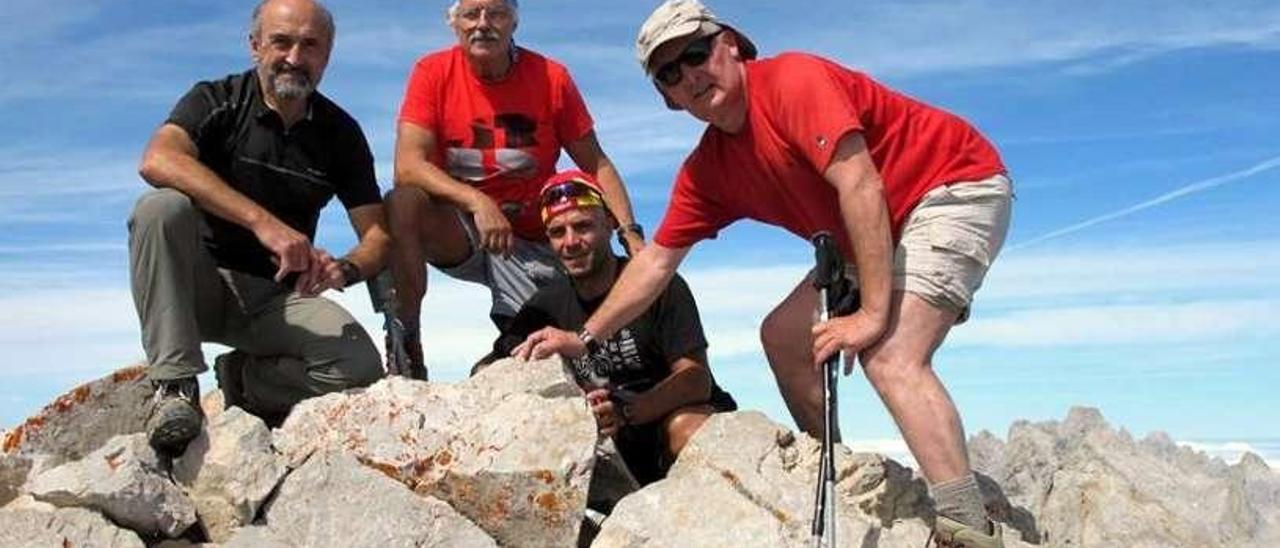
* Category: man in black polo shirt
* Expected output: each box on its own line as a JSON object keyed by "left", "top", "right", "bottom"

{"left": 493, "top": 170, "right": 735, "bottom": 485}
{"left": 130, "top": 0, "right": 390, "bottom": 454}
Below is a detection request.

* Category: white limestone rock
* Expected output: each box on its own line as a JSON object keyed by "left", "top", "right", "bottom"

{"left": 259, "top": 451, "right": 496, "bottom": 547}
{"left": 172, "top": 406, "right": 288, "bottom": 543}
{"left": 28, "top": 433, "right": 197, "bottom": 538}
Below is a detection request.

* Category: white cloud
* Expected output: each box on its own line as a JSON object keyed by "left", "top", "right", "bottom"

{"left": 1011, "top": 154, "right": 1280, "bottom": 250}
{"left": 1178, "top": 440, "right": 1280, "bottom": 469}
{"left": 952, "top": 300, "right": 1280, "bottom": 348}
{"left": 983, "top": 242, "right": 1280, "bottom": 303}
{"left": 793, "top": 0, "right": 1280, "bottom": 78}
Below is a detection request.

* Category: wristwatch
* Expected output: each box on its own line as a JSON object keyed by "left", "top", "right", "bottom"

{"left": 577, "top": 328, "right": 601, "bottom": 354}
{"left": 616, "top": 223, "right": 644, "bottom": 247}
{"left": 337, "top": 258, "right": 362, "bottom": 288}
{"left": 619, "top": 402, "right": 635, "bottom": 426}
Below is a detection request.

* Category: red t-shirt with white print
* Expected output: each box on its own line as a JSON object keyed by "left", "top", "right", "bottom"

{"left": 399, "top": 46, "right": 595, "bottom": 241}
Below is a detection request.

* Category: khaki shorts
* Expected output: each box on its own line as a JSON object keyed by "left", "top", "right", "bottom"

{"left": 841, "top": 173, "right": 1013, "bottom": 323}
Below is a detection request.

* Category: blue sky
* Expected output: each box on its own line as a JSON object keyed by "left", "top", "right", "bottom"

{"left": 2, "top": 0, "right": 1277, "bottom": 464}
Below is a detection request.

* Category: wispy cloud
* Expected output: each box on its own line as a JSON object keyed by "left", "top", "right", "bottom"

{"left": 953, "top": 300, "right": 1279, "bottom": 347}
{"left": 792, "top": 0, "right": 1280, "bottom": 78}
{"left": 1011, "top": 153, "right": 1280, "bottom": 250}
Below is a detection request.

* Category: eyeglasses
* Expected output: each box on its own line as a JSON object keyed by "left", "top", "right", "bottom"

{"left": 458, "top": 5, "right": 513, "bottom": 24}
{"left": 540, "top": 180, "right": 603, "bottom": 208}
{"left": 653, "top": 30, "right": 722, "bottom": 88}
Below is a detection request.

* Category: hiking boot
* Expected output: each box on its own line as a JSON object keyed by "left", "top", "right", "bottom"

{"left": 928, "top": 516, "right": 1004, "bottom": 548}
{"left": 386, "top": 334, "right": 427, "bottom": 380}
{"left": 214, "top": 350, "right": 249, "bottom": 411}
{"left": 146, "top": 376, "right": 203, "bottom": 455}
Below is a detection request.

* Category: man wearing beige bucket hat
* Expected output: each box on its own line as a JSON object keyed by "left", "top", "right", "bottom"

{"left": 516, "top": 1, "right": 1012, "bottom": 545}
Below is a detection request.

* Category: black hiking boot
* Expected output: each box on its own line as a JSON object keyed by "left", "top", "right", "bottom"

{"left": 386, "top": 334, "right": 427, "bottom": 380}
{"left": 146, "top": 376, "right": 203, "bottom": 455}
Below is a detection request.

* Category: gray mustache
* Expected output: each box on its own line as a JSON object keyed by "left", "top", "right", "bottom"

{"left": 469, "top": 30, "right": 500, "bottom": 43}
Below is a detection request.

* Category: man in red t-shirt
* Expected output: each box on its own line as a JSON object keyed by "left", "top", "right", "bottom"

{"left": 516, "top": 1, "right": 1013, "bottom": 544}
{"left": 386, "top": 0, "right": 645, "bottom": 378}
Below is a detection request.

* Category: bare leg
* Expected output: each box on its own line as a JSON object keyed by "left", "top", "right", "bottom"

{"left": 383, "top": 186, "right": 471, "bottom": 329}
{"left": 859, "top": 291, "right": 968, "bottom": 484}
{"left": 760, "top": 273, "right": 831, "bottom": 439}
{"left": 661, "top": 404, "right": 716, "bottom": 458}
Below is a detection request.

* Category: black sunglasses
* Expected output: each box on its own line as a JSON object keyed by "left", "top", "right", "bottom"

{"left": 653, "top": 30, "right": 723, "bottom": 88}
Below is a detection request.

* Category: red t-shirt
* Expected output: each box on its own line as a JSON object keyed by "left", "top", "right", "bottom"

{"left": 399, "top": 46, "right": 595, "bottom": 241}
{"left": 654, "top": 53, "right": 1005, "bottom": 256}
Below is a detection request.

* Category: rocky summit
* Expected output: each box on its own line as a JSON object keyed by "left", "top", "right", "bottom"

{"left": 1, "top": 360, "right": 1276, "bottom": 547}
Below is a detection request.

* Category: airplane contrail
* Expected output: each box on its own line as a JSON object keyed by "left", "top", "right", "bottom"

{"left": 1009, "top": 154, "right": 1280, "bottom": 251}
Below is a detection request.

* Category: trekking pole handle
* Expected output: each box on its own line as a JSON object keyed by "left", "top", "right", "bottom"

{"left": 810, "top": 232, "right": 844, "bottom": 293}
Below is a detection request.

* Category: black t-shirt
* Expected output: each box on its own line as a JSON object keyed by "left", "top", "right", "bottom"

{"left": 165, "top": 70, "right": 381, "bottom": 279}
{"left": 490, "top": 259, "right": 735, "bottom": 411}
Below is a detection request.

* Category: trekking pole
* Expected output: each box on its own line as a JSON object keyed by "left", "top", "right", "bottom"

{"left": 366, "top": 270, "right": 420, "bottom": 380}
{"left": 809, "top": 232, "right": 846, "bottom": 548}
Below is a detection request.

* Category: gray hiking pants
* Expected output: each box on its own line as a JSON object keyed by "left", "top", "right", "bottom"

{"left": 128, "top": 189, "right": 382, "bottom": 418}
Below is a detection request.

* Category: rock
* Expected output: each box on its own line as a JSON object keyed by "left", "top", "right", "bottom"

{"left": 28, "top": 433, "right": 197, "bottom": 538}
{"left": 200, "top": 388, "right": 226, "bottom": 419}
{"left": 172, "top": 407, "right": 287, "bottom": 543}
{"left": 0, "top": 506, "right": 144, "bottom": 547}
{"left": 461, "top": 355, "right": 581, "bottom": 399}
{"left": 1, "top": 453, "right": 32, "bottom": 506}
{"left": 3, "top": 493, "right": 57, "bottom": 512}
{"left": 152, "top": 541, "right": 216, "bottom": 548}
{"left": 276, "top": 374, "right": 597, "bottom": 547}
{"left": 2, "top": 365, "right": 153, "bottom": 473}
{"left": 972, "top": 406, "right": 1280, "bottom": 548}
{"left": 222, "top": 526, "right": 297, "bottom": 548}
{"left": 259, "top": 451, "right": 495, "bottom": 547}
{"left": 592, "top": 411, "right": 1030, "bottom": 548}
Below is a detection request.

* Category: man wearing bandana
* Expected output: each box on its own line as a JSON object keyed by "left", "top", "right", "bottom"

{"left": 488, "top": 170, "right": 735, "bottom": 485}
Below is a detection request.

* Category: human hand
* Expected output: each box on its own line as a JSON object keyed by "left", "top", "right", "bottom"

{"left": 255, "top": 219, "right": 314, "bottom": 283}
{"left": 812, "top": 311, "right": 888, "bottom": 374}
{"left": 468, "top": 195, "right": 513, "bottom": 256}
{"left": 294, "top": 249, "right": 344, "bottom": 297}
{"left": 585, "top": 387, "right": 623, "bottom": 437}
{"left": 511, "top": 327, "right": 587, "bottom": 360}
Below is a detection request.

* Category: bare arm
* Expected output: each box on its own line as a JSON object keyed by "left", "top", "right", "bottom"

{"left": 393, "top": 121, "right": 512, "bottom": 253}
{"left": 623, "top": 354, "right": 713, "bottom": 425}
{"left": 341, "top": 204, "right": 391, "bottom": 278}
{"left": 138, "top": 123, "right": 313, "bottom": 282}
{"left": 811, "top": 132, "right": 894, "bottom": 367}
{"left": 565, "top": 130, "right": 645, "bottom": 254}
{"left": 514, "top": 242, "right": 690, "bottom": 360}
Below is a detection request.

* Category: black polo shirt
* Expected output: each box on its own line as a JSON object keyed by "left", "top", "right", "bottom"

{"left": 164, "top": 70, "right": 381, "bottom": 279}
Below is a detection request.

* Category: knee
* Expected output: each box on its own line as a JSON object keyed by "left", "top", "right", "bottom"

{"left": 663, "top": 407, "right": 711, "bottom": 456}
{"left": 341, "top": 339, "right": 385, "bottom": 388}
{"left": 129, "top": 189, "right": 196, "bottom": 230}
{"left": 384, "top": 186, "right": 429, "bottom": 228}
{"left": 861, "top": 347, "right": 928, "bottom": 395}
{"left": 760, "top": 309, "right": 804, "bottom": 362}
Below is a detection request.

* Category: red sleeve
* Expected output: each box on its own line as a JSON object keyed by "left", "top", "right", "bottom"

{"left": 554, "top": 66, "right": 595, "bottom": 144}
{"left": 761, "top": 54, "right": 865, "bottom": 174}
{"left": 653, "top": 155, "right": 732, "bottom": 249}
{"left": 398, "top": 56, "right": 438, "bottom": 130}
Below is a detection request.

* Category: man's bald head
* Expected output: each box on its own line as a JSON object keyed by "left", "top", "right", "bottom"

{"left": 251, "top": 0, "right": 335, "bottom": 42}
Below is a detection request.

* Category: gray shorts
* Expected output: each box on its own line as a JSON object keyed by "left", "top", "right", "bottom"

{"left": 835, "top": 173, "right": 1013, "bottom": 323}
{"left": 438, "top": 212, "right": 563, "bottom": 320}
